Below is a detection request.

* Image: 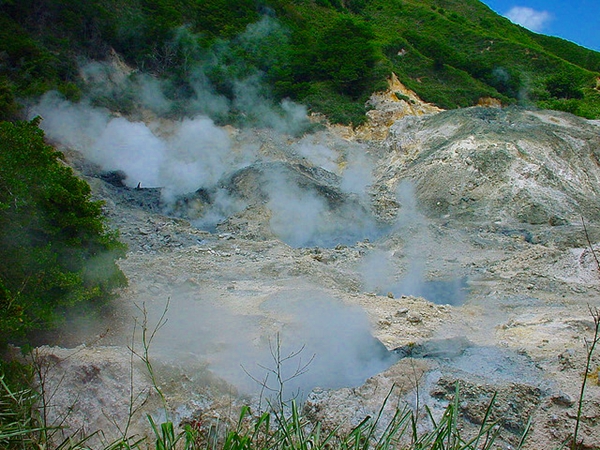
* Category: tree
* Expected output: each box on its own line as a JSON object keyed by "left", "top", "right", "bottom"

{"left": 0, "top": 118, "right": 126, "bottom": 344}
{"left": 315, "top": 16, "right": 378, "bottom": 98}
{"left": 545, "top": 70, "right": 584, "bottom": 100}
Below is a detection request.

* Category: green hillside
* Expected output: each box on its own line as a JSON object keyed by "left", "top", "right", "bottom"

{"left": 0, "top": 0, "right": 599, "bottom": 125}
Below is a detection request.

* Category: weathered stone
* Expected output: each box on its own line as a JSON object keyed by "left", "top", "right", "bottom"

{"left": 406, "top": 312, "right": 423, "bottom": 324}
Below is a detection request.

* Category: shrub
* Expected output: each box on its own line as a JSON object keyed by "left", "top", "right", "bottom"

{"left": 314, "top": 16, "right": 378, "bottom": 98}
{"left": 0, "top": 118, "right": 126, "bottom": 345}
{"left": 545, "top": 70, "right": 585, "bottom": 100}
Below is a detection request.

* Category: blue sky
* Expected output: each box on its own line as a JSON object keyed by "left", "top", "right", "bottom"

{"left": 480, "top": 0, "right": 599, "bottom": 52}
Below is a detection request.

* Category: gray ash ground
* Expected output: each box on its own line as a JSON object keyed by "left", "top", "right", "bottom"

{"left": 32, "top": 105, "right": 600, "bottom": 449}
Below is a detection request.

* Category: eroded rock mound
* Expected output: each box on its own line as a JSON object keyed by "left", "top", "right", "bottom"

{"left": 379, "top": 107, "right": 600, "bottom": 227}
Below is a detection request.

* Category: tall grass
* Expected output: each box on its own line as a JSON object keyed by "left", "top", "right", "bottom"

{"left": 0, "top": 372, "right": 43, "bottom": 449}
{"left": 0, "top": 358, "right": 529, "bottom": 450}
{"left": 202, "top": 388, "right": 529, "bottom": 450}
{"left": 0, "top": 356, "right": 582, "bottom": 450}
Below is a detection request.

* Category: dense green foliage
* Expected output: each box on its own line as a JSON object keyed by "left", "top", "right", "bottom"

{"left": 0, "top": 119, "right": 126, "bottom": 345}
{"left": 0, "top": 0, "right": 599, "bottom": 124}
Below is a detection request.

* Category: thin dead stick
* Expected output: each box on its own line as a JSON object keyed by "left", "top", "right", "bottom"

{"left": 581, "top": 216, "right": 600, "bottom": 272}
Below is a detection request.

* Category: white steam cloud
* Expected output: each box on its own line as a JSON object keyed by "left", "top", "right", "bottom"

{"left": 504, "top": 6, "right": 552, "bottom": 32}
{"left": 291, "top": 135, "right": 375, "bottom": 195}
{"left": 266, "top": 172, "right": 335, "bottom": 248}
{"left": 360, "top": 181, "right": 427, "bottom": 294}
{"left": 266, "top": 294, "right": 395, "bottom": 395}
{"left": 29, "top": 13, "right": 386, "bottom": 248}
{"left": 159, "top": 117, "right": 238, "bottom": 200}
{"left": 360, "top": 181, "right": 468, "bottom": 305}
{"left": 232, "top": 75, "right": 310, "bottom": 134}
{"left": 149, "top": 288, "right": 395, "bottom": 400}
{"left": 31, "top": 90, "right": 383, "bottom": 247}
{"left": 360, "top": 249, "right": 397, "bottom": 294}
{"left": 264, "top": 167, "right": 382, "bottom": 248}
{"left": 31, "top": 92, "right": 248, "bottom": 199}
{"left": 293, "top": 136, "right": 340, "bottom": 174}
{"left": 340, "top": 148, "right": 374, "bottom": 195}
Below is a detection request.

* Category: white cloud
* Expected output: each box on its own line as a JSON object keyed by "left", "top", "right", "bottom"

{"left": 505, "top": 6, "right": 552, "bottom": 32}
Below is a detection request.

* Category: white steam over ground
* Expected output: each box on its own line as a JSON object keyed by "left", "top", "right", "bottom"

{"left": 146, "top": 288, "right": 396, "bottom": 401}
{"left": 32, "top": 92, "right": 247, "bottom": 198}
{"left": 29, "top": 69, "right": 398, "bottom": 398}
{"left": 30, "top": 90, "right": 384, "bottom": 248}
{"left": 264, "top": 169, "right": 382, "bottom": 248}
{"left": 266, "top": 172, "right": 336, "bottom": 248}
{"left": 31, "top": 94, "right": 402, "bottom": 401}
{"left": 361, "top": 181, "right": 468, "bottom": 305}
{"left": 24, "top": 14, "right": 463, "bottom": 402}
{"left": 27, "top": 12, "right": 388, "bottom": 248}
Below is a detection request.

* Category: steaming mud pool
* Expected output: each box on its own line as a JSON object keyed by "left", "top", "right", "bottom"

{"left": 31, "top": 106, "right": 600, "bottom": 449}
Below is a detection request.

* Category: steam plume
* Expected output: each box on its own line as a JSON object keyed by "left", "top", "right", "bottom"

{"left": 360, "top": 181, "right": 467, "bottom": 305}
{"left": 31, "top": 92, "right": 245, "bottom": 198}
{"left": 148, "top": 289, "right": 396, "bottom": 399}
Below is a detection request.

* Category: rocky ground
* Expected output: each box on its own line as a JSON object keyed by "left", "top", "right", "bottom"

{"left": 30, "top": 82, "right": 600, "bottom": 449}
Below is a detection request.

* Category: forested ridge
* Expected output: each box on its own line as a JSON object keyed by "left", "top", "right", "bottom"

{"left": 0, "top": 0, "right": 599, "bottom": 125}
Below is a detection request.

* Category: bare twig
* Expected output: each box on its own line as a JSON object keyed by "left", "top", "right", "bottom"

{"left": 105, "top": 318, "right": 149, "bottom": 441}
{"left": 242, "top": 332, "right": 315, "bottom": 412}
{"left": 572, "top": 305, "right": 600, "bottom": 449}
{"left": 572, "top": 218, "right": 600, "bottom": 449}
{"left": 130, "top": 299, "right": 170, "bottom": 416}
{"left": 581, "top": 216, "right": 600, "bottom": 272}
